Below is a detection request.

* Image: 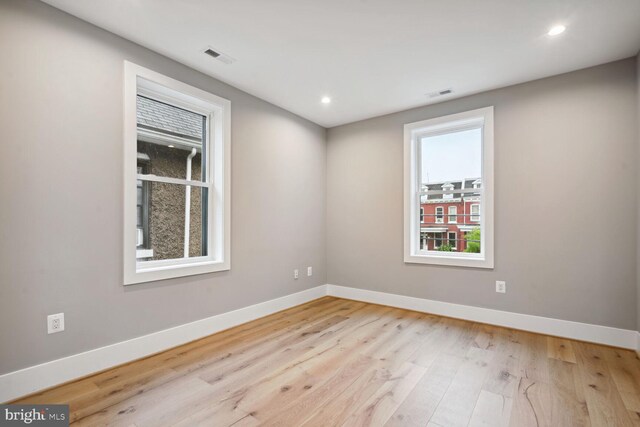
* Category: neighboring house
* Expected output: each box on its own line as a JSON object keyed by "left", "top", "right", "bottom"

{"left": 419, "top": 178, "right": 481, "bottom": 252}
{"left": 136, "top": 95, "right": 206, "bottom": 261}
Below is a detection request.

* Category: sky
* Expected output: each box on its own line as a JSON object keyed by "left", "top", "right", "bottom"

{"left": 420, "top": 128, "right": 481, "bottom": 184}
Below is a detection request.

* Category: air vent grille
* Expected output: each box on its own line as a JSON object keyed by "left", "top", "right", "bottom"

{"left": 427, "top": 88, "right": 453, "bottom": 98}
{"left": 203, "top": 47, "right": 235, "bottom": 65}
{"left": 204, "top": 48, "right": 220, "bottom": 58}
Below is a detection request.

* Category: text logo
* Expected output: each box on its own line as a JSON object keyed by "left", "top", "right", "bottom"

{"left": 1, "top": 405, "right": 68, "bottom": 426}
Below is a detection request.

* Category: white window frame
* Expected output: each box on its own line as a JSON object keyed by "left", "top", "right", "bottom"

{"left": 435, "top": 206, "right": 444, "bottom": 224}
{"left": 420, "top": 207, "right": 425, "bottom": 223}
{"left": 448, "top": 206, "right": 457, "bottom": 223}
{"left": 123, "top": 61, "right": 231, "bottom": 285}
{"left": 404, "top": 106, "right": 494, "bottom": 268}
{"left": 470, "top": 203, "right": 480, "bottom": 222}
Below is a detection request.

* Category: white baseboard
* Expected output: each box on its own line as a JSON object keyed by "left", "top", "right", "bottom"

{"left": 0, "top": 285, "right": 326, "bottom": 403}
{"left": 2, "top": 283, "right": 636, "bottom": 402}
{"left": 326, "top": 284, "right": 638, "bottom": 350}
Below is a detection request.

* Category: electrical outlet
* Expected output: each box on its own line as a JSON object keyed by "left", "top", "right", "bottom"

{"left": 496, "top": 281, "right": 506, "bottom": 294}
{"left": 307, "top": 266, "right": 313, "bottom": 277}
{"left": 47, "top": 313, "right": 65, "bottom": 334}
{"left": 294, "top": 269, "right": 299, "bottom": 279}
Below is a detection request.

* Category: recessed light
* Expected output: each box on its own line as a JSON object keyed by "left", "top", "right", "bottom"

{"left": 548, "top": 25, "right": 566, "bottom": 36}
{"left": 321, "top": 96, "right": 331, "bottom": 104}
{"left": 168, "top": 145, "right": 175, "bottom": 148}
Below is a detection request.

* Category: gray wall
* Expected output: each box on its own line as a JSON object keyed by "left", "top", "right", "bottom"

{"left": 637, "top": 53, "right": 640, "bottom": 333}
{"left": 1, "top": 0, "right": 638, "bottom": 379}
{"left": 0, "top": 0, "right": 326, "bottom": 375}
{"left": 327, "top": 58, "right": 638, "bottom": 330}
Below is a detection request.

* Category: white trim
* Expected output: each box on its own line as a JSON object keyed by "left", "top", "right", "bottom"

{"left": 422, "top": 188, "right": 480, "bottom": 196}
{"left": 135, "top": 248, "right": 154, "bottom": 259}
{"left": 423, "top": 198, "right": 462, "bottom": 204}
{"left": 123, "top": 61, "right": 231, "bottom": 285}
{"left": 0, "top": 286, "right": 326, "bottom": 403}
{"left": 325, "top": 285, "right": 638, "bottom": 350}
{"left": 137, "top": 174, "right": 208, "bottom": 188}
{"left": 2, "top": 284, "right": 636, "bottom": 402}
{"left": 404, "top": 106, "right": 494, "bottom": 269}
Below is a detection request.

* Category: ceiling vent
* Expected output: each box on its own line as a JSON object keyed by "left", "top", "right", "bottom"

{"left": 204, "top": 47, "right": 235, "bottom": 65}
{"left": 427, "top": 88, "right": 453, "bottom": 98}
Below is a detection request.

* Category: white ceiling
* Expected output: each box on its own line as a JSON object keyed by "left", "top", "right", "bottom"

{"left": 43, "top": 0, "right": 640, "bottom": 128}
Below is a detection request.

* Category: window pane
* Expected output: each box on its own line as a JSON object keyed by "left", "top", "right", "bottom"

{"left": 137, "top": 181, "right": 207, "bottom": 261}
{"left": 418, "top": 196, "right": 482, "bottom": 253}
{"left": 418, "top": 127, "right": 482, "bottom": 255}
{"left": 420, "top": 128, "right": 481, "bottom": 188}
{"left": 136, "top": 95, "right": 206, "bottom": 182}
{"left": 188, "top": 186, "right": 208, "bottom": 258}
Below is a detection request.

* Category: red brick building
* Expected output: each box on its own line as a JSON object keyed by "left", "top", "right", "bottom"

{"left": 420, "top": 178, "right": 481, "bottom": 252}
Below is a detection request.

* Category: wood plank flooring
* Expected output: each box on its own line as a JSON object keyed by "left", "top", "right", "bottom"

{"left": 13, "top": 297, "right": 640, "bottom": 426}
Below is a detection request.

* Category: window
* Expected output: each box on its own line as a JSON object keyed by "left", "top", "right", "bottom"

{"left": 435, "top": 206, "right": 444, "bottom": 223}
{"left": 404, "top": 107, "right": 494, "bottom": 268}
{"left": 124, "top": 62, "right": 231, "bottom": 285}
{"left": 448, "top": 231, "right": 457, "bottom": 249}
{"left": 442, "top": 182, "right": 454, "bottom": 200}
{"left": 420, "top": 207, "right": 425, "bottom": 223}
{"left": 470, "top": 204, "right": 480, "bottom": 222}
{"left": 434, "top": 233, "right": 443, "bottom": 249}
{"left": 448, "top": 206, "right": 457, "bottom": 223}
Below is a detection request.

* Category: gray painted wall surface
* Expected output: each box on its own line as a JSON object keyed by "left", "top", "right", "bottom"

{"left": 1, "top": 0, "right": 638, "bottom": 378}
{"left": 327, "top": 58, "right": 638, "bottom": 330}
{"left": 0, "top": 0, "right": 326, "bottom": 374}
{"left": 637, "top": 53, "right": 640, "bottom": 333}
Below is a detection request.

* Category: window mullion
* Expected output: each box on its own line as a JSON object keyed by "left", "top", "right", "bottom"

{"left": 137, "top": 174, "right": 210, "bottom": 188}
{"left": 419, "top": 188, "right": 483, "bottom": 196}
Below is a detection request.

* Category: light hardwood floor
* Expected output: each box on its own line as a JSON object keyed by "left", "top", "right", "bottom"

{"left": 14, "top": 297, "right": 640, "bottom": 426}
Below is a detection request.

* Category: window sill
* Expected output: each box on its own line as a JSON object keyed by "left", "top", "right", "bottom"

{"left": 404, "top": 252, "right": 493, "bottom": 269}
{"left": 125, "top": 258, "right": 230, "bottom": 285}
